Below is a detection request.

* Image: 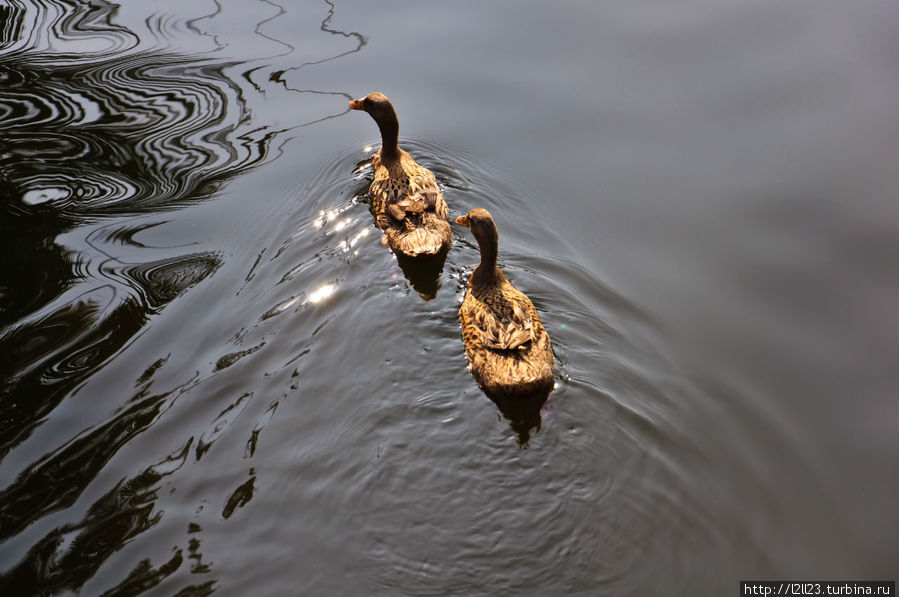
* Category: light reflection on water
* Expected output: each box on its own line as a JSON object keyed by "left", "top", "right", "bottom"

{"left": 307, "top": 282, "right": 338, "bottom": 304}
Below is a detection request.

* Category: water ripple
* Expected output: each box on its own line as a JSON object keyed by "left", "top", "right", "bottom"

{"left": 0, "top": 437, "right": 194, "bottom": 595}
{"left": 0, "top": 4, "right": 279, "bottom": 218}
{"left": 0, "top": 1, "right": 388, "bottom": 594}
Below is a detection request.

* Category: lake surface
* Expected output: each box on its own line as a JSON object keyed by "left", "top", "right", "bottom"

{"left": 1, "top": 0, "right": 897, "bottom": 595}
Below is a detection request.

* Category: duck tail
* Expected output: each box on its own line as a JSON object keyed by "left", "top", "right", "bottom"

{"left": 389, "top": 215, "right": 452, "bottom": 258}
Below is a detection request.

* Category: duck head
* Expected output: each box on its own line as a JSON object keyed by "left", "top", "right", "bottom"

{"left": 349, "top": 92, "right": 393, "bottom": 117}
{"left": 349, "top": 92, "right": 399, "bottom": 156}
{"left": 456, "top": 208, "right": 498, "bottom": 243}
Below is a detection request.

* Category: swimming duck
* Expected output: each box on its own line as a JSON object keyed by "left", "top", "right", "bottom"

{"left": 349, "top": 92, "right": 452, "bottom": 258}
{"left": 456, "top": 208, "right": 554, "bottom": 397}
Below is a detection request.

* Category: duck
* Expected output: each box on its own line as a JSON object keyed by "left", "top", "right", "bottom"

{"left": 349, "top": 92, "right": 452, "bottom": 259}
{"left": 456, "top": 208, "right": 554, "bottom": 397}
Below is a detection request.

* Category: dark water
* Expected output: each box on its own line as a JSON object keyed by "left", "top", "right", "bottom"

{"left": 1, "top": 0, "right": 897, "bottom": 595}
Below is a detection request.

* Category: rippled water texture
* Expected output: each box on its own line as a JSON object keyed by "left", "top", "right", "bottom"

{"left": 2, "top": 0, "right": 898, "bottom": 595}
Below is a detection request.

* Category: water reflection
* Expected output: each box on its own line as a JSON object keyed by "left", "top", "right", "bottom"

{"left": 0, "top": 205, "right": 75, "bottom": 330}
{"left": 0, "top": 0, "right": 284, "bottom": 590}
{"left": 307, "top": 282, "right": 338, "bottom": 304}
{"left": 270, "top": 0, "right": 366, "bottom": 93}
{"left": 196, "top": 392, "right": 254, "bottom": 460}
{"left": 0, "top": 5, "right": 24, "bottom": 49}
{"left": 0, "top": 438, "right": 194, "bottom": 594}
{"left": 395, "top": 252, "right": 446, "bottom": 301}
{"left": 0, "top": 50, "right": 266, "bottom": 215}
{"left": 0, "top": 0, "right": 270, "bottom": 460}
{"left": 0, "top": 0, "right": 422, "bottom": 594}
{"left": 221, "top": 469, "right": 256, "bottom": 520}
{"left": 0, "top": 251, "right": 220, "bottom": 458}
{"left": 485, "top": 389, "right": 551, "bottom": 446}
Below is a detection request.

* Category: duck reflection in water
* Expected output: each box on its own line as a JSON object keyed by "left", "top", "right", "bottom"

{"left": 394, "top": 252, "right": 446, "bottom": 301}
{"left": 486, "top": 388, "right": 550, "bottom": 446}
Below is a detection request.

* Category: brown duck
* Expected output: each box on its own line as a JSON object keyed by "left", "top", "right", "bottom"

{"left": 349, "top": 92, "right": 452, "bottom": 258}
{"left": 456, "top": 208, "right": 554, "bottom": 397}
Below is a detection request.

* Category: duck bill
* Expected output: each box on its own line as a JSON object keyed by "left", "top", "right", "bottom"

{"left": 455, "top": 215, "right": 470, "bottom": 227}
{"left": 349, "top": 98, "right": 364, "bottom": 110}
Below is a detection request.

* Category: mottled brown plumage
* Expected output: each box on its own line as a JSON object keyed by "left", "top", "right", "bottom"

{"left": 456, "top": 208, "right": 554, "bottom": 397}
{"left": 349, "top": 92, "right": 452, "bottom": 258}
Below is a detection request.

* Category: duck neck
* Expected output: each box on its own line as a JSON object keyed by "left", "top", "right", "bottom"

{"left": 374, "top": 109, "right": 399, "bottom": 160}
{"left": 472, "top": 231, "right": 501, "bottom": 286}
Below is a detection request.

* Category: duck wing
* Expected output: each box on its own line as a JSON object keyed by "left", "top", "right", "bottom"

{"left": 468, "top": 295, "right": 535, "bottom": 352}
{"left": 403, "top": 160, "right": 448, "bottom": 219}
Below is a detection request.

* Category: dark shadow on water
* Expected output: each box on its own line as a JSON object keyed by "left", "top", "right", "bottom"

{"left": 484, "top": 388, "right": 550, "bottom": 446}
{"left": 395, "top": 250, "right": 448, "bottom": 301}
